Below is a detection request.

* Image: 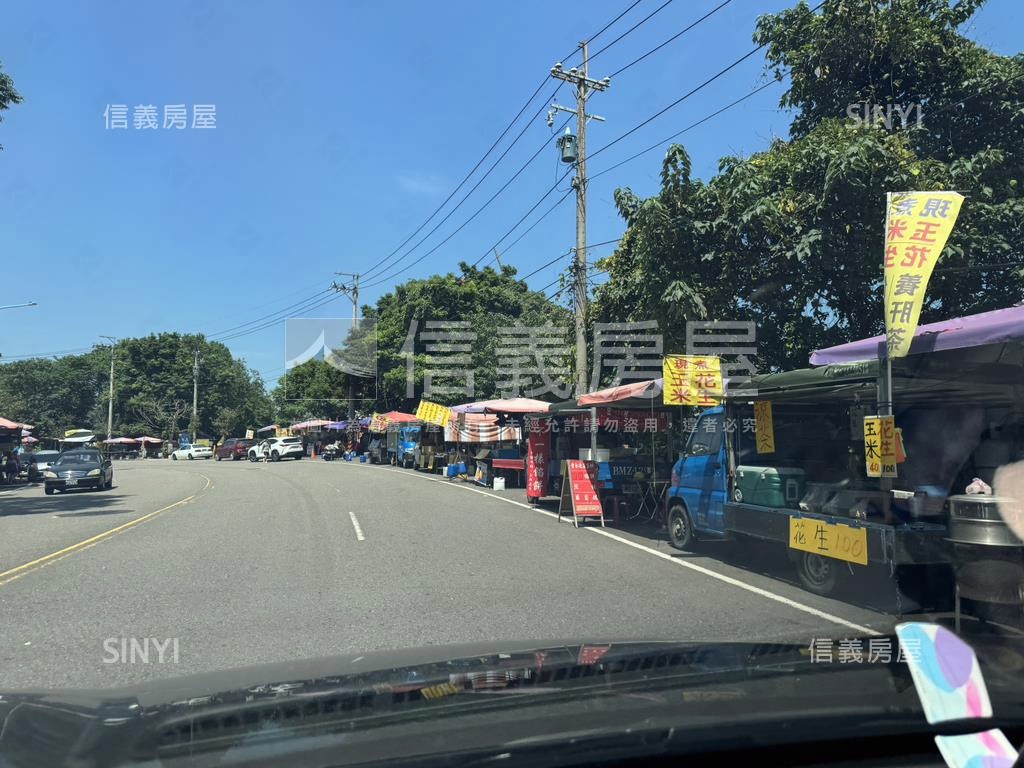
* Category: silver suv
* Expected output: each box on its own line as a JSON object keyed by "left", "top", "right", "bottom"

{"left": 248, "top": 437, "right": 305, "bottom": 462}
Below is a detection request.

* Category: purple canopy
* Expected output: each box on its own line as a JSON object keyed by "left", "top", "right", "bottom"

{"left": 810, "top": 304, "right": 1024, "bottom": 365}
{"left": 324, "top": 421, "right": 348, "bottom": 430}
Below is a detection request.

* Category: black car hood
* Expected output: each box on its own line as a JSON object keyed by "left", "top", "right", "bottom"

{"left": 1, "top": 636, "right": 1021, "bottom": 768}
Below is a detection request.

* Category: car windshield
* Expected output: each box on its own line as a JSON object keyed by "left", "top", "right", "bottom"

{"left": 2, "top": 2, "right": 1023, "bottom": 765}
{"left": 53, "top": 453, "right": 100, "bottom": 467}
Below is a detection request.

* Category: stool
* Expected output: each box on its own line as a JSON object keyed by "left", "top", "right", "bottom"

{"left": 603, "top": 495, "right": 627, "bottom": 525}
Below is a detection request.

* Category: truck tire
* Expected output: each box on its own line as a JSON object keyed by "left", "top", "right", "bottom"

{"left": 667, "top": 503, "right": 694, "bottom": 550}
{"left": 796, "top": 552, "right": 840, "bottom": 596}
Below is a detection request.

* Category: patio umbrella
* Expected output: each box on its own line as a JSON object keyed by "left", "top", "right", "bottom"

{"left": 21, "top": 435, "right": 38, "bottom": 444}
{"left": 257, "top": 424, "right": 278, "bottom": 433}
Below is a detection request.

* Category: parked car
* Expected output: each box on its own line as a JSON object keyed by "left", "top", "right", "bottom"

{"left": 19, "top": 450, "right": 61, "bottom": 482}
{"left": 367, "top": 438, "right": 385, "bottom": 464}
{"left": 171, "top": 445, "right": 213, "bottom": 461}
{"left": 248, "top": 437, "right": 304, "bottom": 462}
{"left": 214, "top": 438, "right": 253, "bottom": 461}
{"left": 43, "top": 449, "right": 113, "bottom": 494}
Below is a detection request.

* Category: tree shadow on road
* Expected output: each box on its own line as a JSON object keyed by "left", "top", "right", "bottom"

{"left": 0, "top": 488, "right": 129, "bottom": 518}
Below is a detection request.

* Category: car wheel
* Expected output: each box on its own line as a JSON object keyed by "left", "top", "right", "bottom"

{"left": 172, "top": 454, "right": 178, "bottom": 461}
{"left": 44, "top": 486, "right": 54, "bottom": 495}
{"left": 796, "top": 552, "right": 840, "bottom": 596}
{"left": 271, "top": 451, "right": 280, "bottom": 462}
{"left": 249, "top": 453, "right": 257, "bottom": 462}
{"left": 187, "top": 454, "right": 194, "bottom": 460}
{"left": 667, "top": 503, "right": 695, "bottom": 550}
{"left": 295, "top": 454, "right": 302, "bottom": 460}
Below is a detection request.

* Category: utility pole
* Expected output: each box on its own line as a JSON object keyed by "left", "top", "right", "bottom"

{"left": 100, "top": 336, "right": 117, "bottom": 440}
{"left": 192, "top": 349, "right": 200, "bottom": 442}
{"left": 331, "top": 273, "right": 360, "bottom": 419}
{"left": 550, "top": 43, "right": 610, "bottom": 397}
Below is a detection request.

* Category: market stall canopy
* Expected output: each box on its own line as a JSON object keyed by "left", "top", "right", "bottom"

{"left": 445, "top": 413, "right": 520, "bottom": 443}
{"left": 1, "top": 417, "right": 28, "bottom": 429}
{"left": 136, "top": 436, "right": 163, "bottom": 443}
{"left": 289, "top": 419, "right": 332, "bottom": 430}
{"left": 578, "top": 378, "right": 664, "bottom": 408}
{"left": 257, "top": 425, "right": 278, "bottom": 433}
{"left": 728, "top": 357, "right": 1023, "bottom": 406}
{"left": 21, "top": 435, "right": 38, "bottom": 444}
{"left": 62, "top": 434, "right": 97, "bottom": 444}
{"left": 104, "top": 437, "right": 139, "bottom": 444}
{"left": 810, "top": 304, "right": 1024, "bottom": 365}
{"left": 324, "top": 421, "right": 348, "bottom": 430}
{"left": 450, "top": 401, "right": 491, "bottom": 414}
{"left": 379, "top": 411, "right": 419, "bottom": 423}
{"left": 479, "top": 398, "right": 553, "bottom": 414}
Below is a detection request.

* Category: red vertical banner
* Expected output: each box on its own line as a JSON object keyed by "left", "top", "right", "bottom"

{"left": 526, "top": 418, "right": 550, "bottom": 501}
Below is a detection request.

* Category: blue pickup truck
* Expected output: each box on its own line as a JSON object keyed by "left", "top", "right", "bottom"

{"left": 387, "top": 425, "right": 421, "bottom": 468}
{"left": 666, "top": 401, "right": 950, "bottom": 596}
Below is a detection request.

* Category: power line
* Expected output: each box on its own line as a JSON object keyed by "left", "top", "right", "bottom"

{"left": 208, "top": 289, "right": 334, "bottom": 339}
{"left": 590, "top": 79, "right": 779, "bottom": 180}
{"left": 363, "top": 117, "right": 576, "bottom": 289}
{"left": 608, "top": 0, "right": 733, "bottom": 78}
{"left": 215, "top": 293, "right": 344, "bottom": 343}
{"left": 587, "top": 0, "right": 676, "bottom": 65}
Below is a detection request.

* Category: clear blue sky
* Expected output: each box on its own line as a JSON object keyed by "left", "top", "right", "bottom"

{"left": 3, "top": 0, "right": 1020, "bottom": 387}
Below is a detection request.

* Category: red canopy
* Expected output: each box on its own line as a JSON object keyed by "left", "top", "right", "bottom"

{"left": 379, "top": 411, "right": 419, "bottom": 423}
{"left": 578, "top": 379, "right": 663, "bottom": 407}
{"left": 0, "top": 417, "right": 27, "bottom": 430}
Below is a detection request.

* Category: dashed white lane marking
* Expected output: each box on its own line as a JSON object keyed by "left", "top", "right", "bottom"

{"left": 323, "top": 461, "right": 882, "bottom": 636}
{"left": 348, "top": 510, "right": 366, "bottom": 542}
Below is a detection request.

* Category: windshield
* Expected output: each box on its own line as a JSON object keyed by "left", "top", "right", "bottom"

{"left": 53, "top": 453, "right": 101, "bottom": 467}
{"left": 1, "top": 2, "right": 1022, "bottom": 765}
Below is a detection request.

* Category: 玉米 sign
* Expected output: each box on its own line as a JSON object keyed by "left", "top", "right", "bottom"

{"left": 863, "top": 415, "right": 898, "bottom": 478}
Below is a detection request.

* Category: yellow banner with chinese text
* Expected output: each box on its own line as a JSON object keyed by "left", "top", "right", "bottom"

{"left": 884, "top": 191, "right": 964, "bottom": 358}
{"left": 863, "top": 415, "right": 898, "bottom": 478}
{"left": 789, "top": 517, "right": 868, "bottom": 566}
{"left": 753, "top": 401, "right": 775, "bottom": 454}
{"left": 662, "top": 356, "right": 723, "bottom": 407}
{"left": 416, "top": 400, "right": 452, "bottom": 428}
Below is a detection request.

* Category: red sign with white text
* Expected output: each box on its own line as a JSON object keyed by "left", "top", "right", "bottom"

{"left": 527, "top": 421, "right": 550, "bottom": 500}
{"left": 566, "top": 460, "right": 603, "bottom": 518}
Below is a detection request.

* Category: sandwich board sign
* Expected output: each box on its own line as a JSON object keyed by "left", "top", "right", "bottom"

{"left": 557, "top": 460, "right": 605, "bottom": 528}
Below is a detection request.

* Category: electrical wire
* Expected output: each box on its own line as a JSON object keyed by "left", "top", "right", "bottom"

{"left": 607, "top": 0, "right": 733, "bottom": 78}
{"left": 587, "top": 0, "right": 676, "bottom": 65}
{"left": 480, "top": 189, "right": 575, "bottom": 271}
{"left": 589, "top": 79, "right": 778, "bottom": 180}
{"left": 208, "top": 289, "right": 334, "bottom": 339}
{"left": 215, "top": 293, "right": 344, "bottom": 343}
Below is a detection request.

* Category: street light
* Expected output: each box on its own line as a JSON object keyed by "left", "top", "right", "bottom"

{"left": 0, "top": 302, "right": 37, "bottom": 310}
{"left": 100, "top": 336, "right": 117, "bottom": 441}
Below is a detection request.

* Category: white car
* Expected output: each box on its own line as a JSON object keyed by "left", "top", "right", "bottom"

{"left": 248, "top": 437, "right": 305, "bottom": 462}
{"left": 171, "top": 445, "right": 213, "bottom": 461}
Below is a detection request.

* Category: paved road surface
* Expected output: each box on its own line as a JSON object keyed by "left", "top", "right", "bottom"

{"left": 0, "top": 457, "right": 899, "bottom": 690}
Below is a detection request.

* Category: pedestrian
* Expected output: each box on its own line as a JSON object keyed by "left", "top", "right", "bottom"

{"left": 4, "top": 452, "right": 19, "bottom": 485}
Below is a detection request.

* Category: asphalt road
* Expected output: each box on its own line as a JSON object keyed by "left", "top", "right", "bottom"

{"left": 0, "top": 456, "right": 901, "bottom": 690}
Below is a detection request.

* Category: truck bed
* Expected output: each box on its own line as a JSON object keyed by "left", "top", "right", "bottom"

{"left": 723, "top": 502, "right": 950, "bottom": 566}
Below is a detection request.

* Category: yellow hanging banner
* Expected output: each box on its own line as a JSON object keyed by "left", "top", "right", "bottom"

{"left": 662, "top": 356, "right": 723, "bottom": 407}
{"left": 416, "top": 400, "right": 452, "bottom": 428}
{"left": 753, "top": 401, "right": 775, "bottom": 454}
{"left": 883, "top": 191, "right": 964, "bottom": 358}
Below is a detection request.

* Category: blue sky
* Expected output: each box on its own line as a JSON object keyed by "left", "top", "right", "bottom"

{"left": 3, "top": 0, "right": 1020, "bottom": 387}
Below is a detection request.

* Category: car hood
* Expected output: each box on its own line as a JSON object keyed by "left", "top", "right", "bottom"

{"left": 2, "top": 637, "right": 1021, "bottom": 767}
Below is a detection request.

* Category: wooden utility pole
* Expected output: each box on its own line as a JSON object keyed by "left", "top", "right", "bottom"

{"left": 550, "top": 43, "right": 610, "bottom": 397}
{"left": 191, "top": 349, "right": 200, "bottom": 442}
{"left": 332, "top": 273, "right": 360, "bottom": 418}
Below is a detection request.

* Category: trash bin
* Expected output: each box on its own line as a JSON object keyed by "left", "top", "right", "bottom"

{"left": 947, "top": 494, "right": 1024, "bottom": 630}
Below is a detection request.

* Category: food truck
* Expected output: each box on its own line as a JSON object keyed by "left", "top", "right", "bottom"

{"left": 665, "top": 305, "right": 1024, "bottom": 597}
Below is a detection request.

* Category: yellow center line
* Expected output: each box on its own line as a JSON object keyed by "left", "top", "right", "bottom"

{"left": 0, "top": 473, "right": 213, "bottom": 588}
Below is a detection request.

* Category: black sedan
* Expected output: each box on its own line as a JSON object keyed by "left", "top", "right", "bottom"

{"left": 43, "top": 449, "right": 114, "bottom": 494}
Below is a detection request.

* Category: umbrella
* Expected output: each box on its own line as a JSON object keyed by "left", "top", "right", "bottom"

{"left": 104, "top": 437, "right": 140, "bottom": 444}
{"left": 257, "top": 424, "right": 278, "bottom": 433}
{"left": 136, "top": 436, "right": 163, "bottom": 443}
{"left": 0, "top": 417, "right": 27, "bottom": 430}
{"left": 21, "top": 435, "right": 38, "bottom": 444}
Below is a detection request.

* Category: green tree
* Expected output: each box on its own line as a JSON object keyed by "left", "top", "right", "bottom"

{"left": 594, "top": 0, "right": 1024, "bottom": 371}
{"left": 0, "top": 61, "right": 22, "bottom": 151}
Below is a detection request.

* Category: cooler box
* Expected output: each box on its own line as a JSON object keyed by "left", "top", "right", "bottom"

{"left": 734, "top": 466, "right": 806, "bottom": 509}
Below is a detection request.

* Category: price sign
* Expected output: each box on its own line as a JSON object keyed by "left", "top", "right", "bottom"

{"left": 557, "top": 460, "right": 604, "bottom": 528}
{"left": 789, "top": 517, "right": 868, "bottom": 566}
{"left": 864, "top": 415, "right": 898, "bottom": 477}
{"left": 416, "top": 400, "right": 452, "bottom": 428}
{"left": 753, "top": 401, "right": 775, "bottom": 454}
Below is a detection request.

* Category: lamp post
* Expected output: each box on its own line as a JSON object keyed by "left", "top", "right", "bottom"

{"left": 100, "top": 336, "right": 117, "bottom": 441}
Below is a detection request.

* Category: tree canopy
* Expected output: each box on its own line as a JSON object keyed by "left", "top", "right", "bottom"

{"left": 594, "top": 0, "right": 1024, "bottom": 371}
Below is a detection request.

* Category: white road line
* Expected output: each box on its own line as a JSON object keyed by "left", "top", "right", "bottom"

{"left": 348, "top": 510, "right": 366, "bottom": 541}
{"left": 332, "top": 485, "right": 366, "bottom": 541}
{"left": 327, "top": 462, "right": 883, "bottom": 636}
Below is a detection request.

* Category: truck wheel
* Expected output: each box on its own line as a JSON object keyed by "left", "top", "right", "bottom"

{"left": 667, "top": 503, "right": 694, "bottom": 550}
{"left": 796, "top": 552, "right": 839, "bottom": 596}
